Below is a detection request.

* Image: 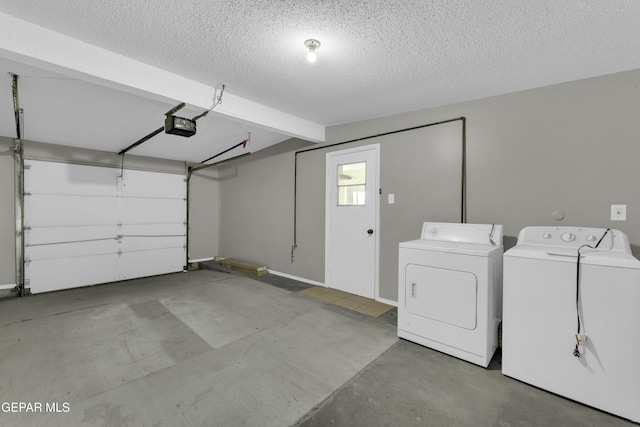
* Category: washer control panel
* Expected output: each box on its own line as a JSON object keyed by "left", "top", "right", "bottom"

{"left": 516, "top": 226, "right": 625, "bottom": 252}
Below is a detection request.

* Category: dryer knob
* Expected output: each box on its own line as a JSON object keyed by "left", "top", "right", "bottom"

{"left": 586, "top": 234, "right": 597, "bottom": 242}
{"left": 543, "top": 233, "right": 552, "bottom": 239}
{"left": 561, "top": 232, "right": 576, "bottom": 242}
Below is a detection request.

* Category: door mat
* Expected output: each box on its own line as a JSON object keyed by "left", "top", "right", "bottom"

{"left": 299, "top": 286, "right": 394, "bottom": 317}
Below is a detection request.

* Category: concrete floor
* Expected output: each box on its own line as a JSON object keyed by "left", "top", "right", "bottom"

{"left": 0, "top": 268, "right": 636, "bottom": 427}
{"left": 297, "top": 342, "right": 636, "bottom": 427}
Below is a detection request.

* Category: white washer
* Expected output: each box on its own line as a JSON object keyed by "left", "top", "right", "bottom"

{"left": 503, "top": 226, "right": 640, "bottom": 423}
{"left": 398, "top": 222, "right": 503, "bottom": 367}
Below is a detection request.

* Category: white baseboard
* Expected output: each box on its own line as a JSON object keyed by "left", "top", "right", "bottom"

{"left": 188, "top": 257, "right": 214, "bottom": 263}
{"left": 0, "top": 284, "right": 16, "bottom": 290}
{"left": 267, "top": 270, "right": 325, "bottom": 287}
{"left": 376, "top": 296, "right": 398, "bottom": 307}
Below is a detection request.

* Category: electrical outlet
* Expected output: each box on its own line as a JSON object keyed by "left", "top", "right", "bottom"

{"left": 611, "top": 204, "right": 627, "bottom": 221}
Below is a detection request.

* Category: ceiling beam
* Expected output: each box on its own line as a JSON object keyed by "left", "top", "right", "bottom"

{"left": 0, "top": 11, "right": 325, "bottom": 143}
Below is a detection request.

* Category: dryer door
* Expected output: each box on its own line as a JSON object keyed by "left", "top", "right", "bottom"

{"left": 405, "top": 264, "right": 478, "bottom": 330}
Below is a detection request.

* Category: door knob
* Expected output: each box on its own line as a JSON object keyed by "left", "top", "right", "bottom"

{"left": 367, "top": 229, "right": 374, "bottom": 235}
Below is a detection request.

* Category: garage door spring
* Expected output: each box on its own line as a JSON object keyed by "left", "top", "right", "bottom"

{"left": 573, "top": 228, "right": 610, "bottom": 357}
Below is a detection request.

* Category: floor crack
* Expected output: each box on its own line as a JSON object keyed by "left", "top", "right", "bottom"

{"left": 240, "top": 311, "right": 301, "bottom": 360}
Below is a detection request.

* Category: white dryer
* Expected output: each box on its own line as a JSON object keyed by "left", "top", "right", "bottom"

{"left": 503, "top": 226, "right": 640, "bottom": 423}
{"left": 398, "top": 222, "right": 503, "bottom": 367}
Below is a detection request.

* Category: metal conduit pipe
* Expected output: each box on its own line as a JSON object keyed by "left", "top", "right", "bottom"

{"left": 290, "top": 116, "right": 467, "bottom": 263}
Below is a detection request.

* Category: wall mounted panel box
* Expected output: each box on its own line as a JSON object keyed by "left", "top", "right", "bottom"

{"left": 165, "top": 115, "right": 196, "bottom": 137}
{"left": 398, "top": 222, "right": 503, "bottom": 367}
{"left": 502, "top": 226, "right": 640, "bottom": 423}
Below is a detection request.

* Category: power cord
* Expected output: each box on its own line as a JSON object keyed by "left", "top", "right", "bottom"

{"left": 488, "top": 224, "right": 496, "bottom": 246}
{"left": 191, "top": 84, "right": 226, "bottom": 121}
{"left": 573, "top": 228, "right": 610, "bottom": 357}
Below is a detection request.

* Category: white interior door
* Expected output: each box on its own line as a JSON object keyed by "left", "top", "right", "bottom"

{"left": 23, "top": 160, "right": 186, "bottom": 294}
{"left": 325, "top": 144, "right": 379, "bottom": 299}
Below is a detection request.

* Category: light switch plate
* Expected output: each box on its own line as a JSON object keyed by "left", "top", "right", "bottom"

{"left": 388, "top": 194, "right": 395, "bottom": 204}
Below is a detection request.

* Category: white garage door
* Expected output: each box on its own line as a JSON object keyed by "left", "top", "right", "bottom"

{"left": 23, "top": 160, "right": 186, "bottom": 294}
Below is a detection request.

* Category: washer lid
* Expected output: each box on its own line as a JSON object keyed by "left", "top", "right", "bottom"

{"left": 399, "top": 239, "right": 503, "bottom": 257}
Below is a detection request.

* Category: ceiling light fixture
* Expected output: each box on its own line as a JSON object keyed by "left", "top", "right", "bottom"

{"left": 304, "top": 39, "right": 321, "bottom": 63}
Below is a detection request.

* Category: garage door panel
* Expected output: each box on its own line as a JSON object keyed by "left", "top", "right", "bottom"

{"left": 120, "top": 198, "right": 185, "bottom": 224}
{"left": 25, "top": 160, "right": 119, "bottom": 196}
{"left": 121, "top": 170, "right": 186, "bottom": 198}
{"left": 25, "top": 195, "right": 118, "bottom": 226}
{"left": 119, "top": 247, "right": 186, "bottom": 279}
{"left": 119, "top": 236, "right": 185, "bottom": 252}
{"left": 24, "top": 160, "right": 186, "bottom": 294}
{"left": 26, "top": 255, "right": 120, "bottom": 294}
{"left": 25, "top": 225, "right": 120, "bottom": 246}
{"left": 120, "top": 223, "right": 185, "bottom": 236}
{"left": 26, "top": 240, "right": 118, "bottom": 261}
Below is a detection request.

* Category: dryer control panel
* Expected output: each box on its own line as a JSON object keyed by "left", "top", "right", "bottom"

{"left": 420, "top": 222, "right": 503, "bottom": 246}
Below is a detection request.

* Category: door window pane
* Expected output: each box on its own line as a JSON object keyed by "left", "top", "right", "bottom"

{"left": 338, "top": 162, "right": 366, "bottom": 205}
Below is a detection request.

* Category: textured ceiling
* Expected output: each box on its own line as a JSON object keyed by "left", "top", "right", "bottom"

{"left": 0, "top": 0, "right": 639, "bottom": 162}
{"left": 1, "top": 0, "right": 639, "bottom": 126}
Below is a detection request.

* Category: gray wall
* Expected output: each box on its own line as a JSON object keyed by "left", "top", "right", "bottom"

{"left": 218, "top": 139, "right": 318, "bottom": 278}
{"left": 218, "top": 120, "right": 463, "bottom": 300}
{"left": 189, "top": 169, "right": 220, "bottom": 261}
{"left": 0, "top": 139, "right": 220, "bottom": 287}
{"left": 377, "top": 121, "right": 463, "bottom": 299}
{"left": 218, "top": 68, "right": 640, "bottom": 303}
